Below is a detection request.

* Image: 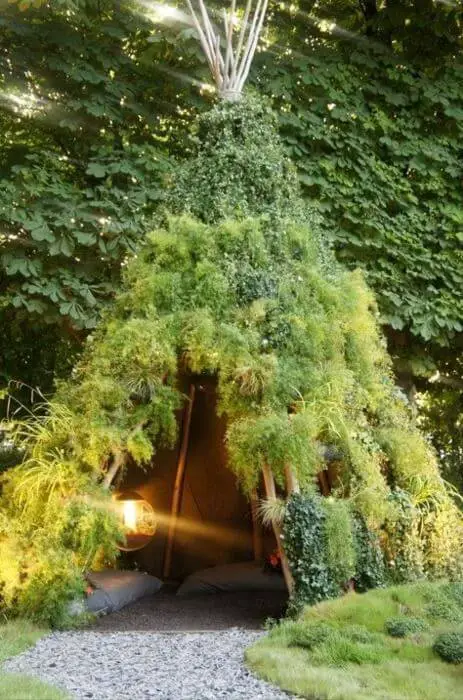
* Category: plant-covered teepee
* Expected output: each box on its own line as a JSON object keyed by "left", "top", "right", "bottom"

{"left": 1, "top": 1, "right": 462, "bottom": 625}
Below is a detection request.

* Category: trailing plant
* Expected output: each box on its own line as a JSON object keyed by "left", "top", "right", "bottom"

{"left": 383, "top": 486, "right": 463, "bottom": 584}
{"left": 382, "top": 489, "right": 426, "bottom": 584}
{"left": 323, "top": 498, "right": 356, "bottom": 588}
{"left": 352, "top": 513, "right": 387, "bottom": 593}
{"left": 1, "top": 94, "right": 462, "bottom": 622}
{"left": 283, "top": 493, "right": 341, "bottom": 611}
{"left": 0, "top": 403, "right": 122, "bottom": 626}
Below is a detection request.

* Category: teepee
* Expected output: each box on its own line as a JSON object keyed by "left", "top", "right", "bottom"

{"left": 1, "top": 0, "right": 462, "bottom": 624}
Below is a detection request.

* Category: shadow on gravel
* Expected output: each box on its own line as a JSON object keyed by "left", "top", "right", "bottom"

{"left": 90, "top": 588, "right": 288, "bottom": 632}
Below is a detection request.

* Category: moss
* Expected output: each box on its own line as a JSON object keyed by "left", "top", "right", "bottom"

{"left": 247, "top": 581, "right": 463, "bottom": 699}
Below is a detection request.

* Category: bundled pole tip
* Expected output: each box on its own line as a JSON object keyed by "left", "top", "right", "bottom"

{"left": 186, "top": 0, "right": 268, "bottom": 100}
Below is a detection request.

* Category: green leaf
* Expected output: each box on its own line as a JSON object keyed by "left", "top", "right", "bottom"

{"left": 86, "top": 163, "right": 107, "bottom": 178}
{"left": 30, "top": 224, "right": 55, "bottom": 243}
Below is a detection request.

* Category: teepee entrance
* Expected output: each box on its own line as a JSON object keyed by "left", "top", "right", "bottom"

{"left": 119, "top": 376, "right": 272, "bottom": 583}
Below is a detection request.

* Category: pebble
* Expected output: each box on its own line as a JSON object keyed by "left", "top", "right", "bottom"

{"left": 3, "top": 629, "right": 292, "bottom": 699}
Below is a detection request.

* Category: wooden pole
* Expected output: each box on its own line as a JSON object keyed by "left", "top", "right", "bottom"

{"left": 250, "top": 489, "right": 264, "bottom": 561}
{"left": 163, "top": 384, "right": 196, "bottom": 579}
{"left": 103, "top": 451, "right": 124, "bottom": 489}
{"left": 318, "top": 469, "right": 330, "bottom": 496}
{"left": 284, "top": 464, "right": 300, "bottom": 495}
{"left": 262, "top": 463, "right": 294, "bottom": 594}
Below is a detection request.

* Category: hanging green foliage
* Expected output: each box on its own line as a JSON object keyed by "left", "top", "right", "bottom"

{"left": 1, "top": 96, "right": 462, "bottom": 624}
{"left": 352, "top": 514, "right": 387, "bottom": 593}
{"left": 283, "top": 494, "right": 343, "bottom": 611}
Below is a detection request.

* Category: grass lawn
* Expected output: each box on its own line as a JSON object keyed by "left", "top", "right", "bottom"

{"left": 0, "top": 619, "right": 67, "bottom": 699}
{"left": 246, "top": 581, "right": 463, "bottom": 700}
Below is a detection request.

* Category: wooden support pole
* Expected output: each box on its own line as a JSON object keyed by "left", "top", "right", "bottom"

{"left": 284, "top": 464, "right": 300, "bottom": 495}
{"left": 163, "top": 384, "right": 196, "bottom": 579}
{"left": 250, "top": 489, "right": 264, "bottom": 561}
{"left": 262, "top": 463, "right": 294, "bottom": 594}
{"left": 103, "top": 451, "right": 124, "bottom": 489}
{"left": 318, "top": 469, "right": 330, "bottom": 497}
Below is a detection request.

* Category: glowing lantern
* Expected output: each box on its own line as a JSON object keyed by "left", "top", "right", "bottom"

{"left": 114, "top": 491, "right": 157, "bottom": 551}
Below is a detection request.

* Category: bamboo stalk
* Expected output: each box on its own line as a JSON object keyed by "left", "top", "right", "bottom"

{"left": 163, "top": 384, "right": 196, "bottom": 579}
{"left": 186, "top": 0, "right": 268, "bottom": 99}
{"left": 262, "top": 463, "right": 294, "bottom": 594}
{"left": 232, "top": 0, "right": 253, "bottom": 84}
{"left": 198, "top": 0, "right": 219, "bottom": 62}
{"left": 234, "top": 0, "right": 264, "bottom": 86}
{"left": 186, "top": 0, "right": 214, "bottom": 65}
{"left": 237, "top": 0, "right": 268, "bottom": 89}
{"left": 223, "top": 0, "right": 236, "bottom": 90}
{"left": 214, "top": 33, "right": 222, "bottom": 89}
{"left": 197, "top": 0, "right": 225, "bottom": 76}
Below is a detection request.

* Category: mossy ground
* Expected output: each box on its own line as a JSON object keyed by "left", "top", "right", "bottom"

{"left": 246, "top": 582, "right": 463, "bottom": 700}
{"left": 0, "top": 620, "right": 67, "bottom": 699}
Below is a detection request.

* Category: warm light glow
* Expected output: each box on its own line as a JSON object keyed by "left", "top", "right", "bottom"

{"left": 114, "top": 492, "right": 158, "bottom": 550}
{"left": 123, "top": 500, "right": 138, "bottom": 532}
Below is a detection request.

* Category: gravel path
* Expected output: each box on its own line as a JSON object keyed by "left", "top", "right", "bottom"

{"left": 90, "top": 590, "right": 288, "bottom": 632}
{"left": 4, "top": 629, "right": 292, "bottom": 699}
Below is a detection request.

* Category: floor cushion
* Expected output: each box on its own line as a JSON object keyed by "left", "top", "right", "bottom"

{"left": 86, "top": 570, "right": 163, "bottom": 614}
{"left": 176, "top": 561, "right": 286, "bottom": 596}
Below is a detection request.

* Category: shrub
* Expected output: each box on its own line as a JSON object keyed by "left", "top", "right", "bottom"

{"left": 284, "top": 619, "right": 387, "bottom": 666}
{"left": 433, "top": 632, "right": 463, "bottom": 663}
{"left": 422, "top": 581, "right": 463, "bottom": 624}
{"left": 426, "top": 600, "right": 463, "bottom": 623}
{"left": 385, "top": 617, "right": 429, "bottom": 638}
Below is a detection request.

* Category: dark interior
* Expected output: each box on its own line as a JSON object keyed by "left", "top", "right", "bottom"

{"left": 120, "top": 376, "right": 275, "bottom": 582}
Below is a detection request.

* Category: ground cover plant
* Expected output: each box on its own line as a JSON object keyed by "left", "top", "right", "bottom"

{"left": 0, "top": 619, "right": 66, "bottom": 699}
{"left": 247, "top": 581, "right": 463, "bottom": 700}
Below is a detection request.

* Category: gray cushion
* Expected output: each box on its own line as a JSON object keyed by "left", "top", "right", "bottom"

{"left": 86, "top": 570, "right": 163, "bottom": 613}
{"left": 176, "top": 561, "right": 286, "bottom": 596}
{"left": 86, "top": 588, "right": 112, "bottom": 615}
